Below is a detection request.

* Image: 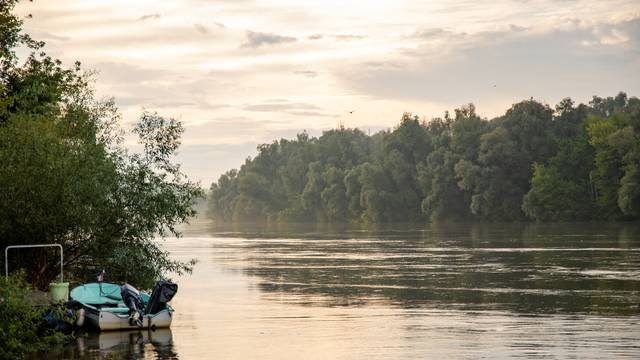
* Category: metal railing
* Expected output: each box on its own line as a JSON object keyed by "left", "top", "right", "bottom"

{"left": 4, "top": 244, "right": 64, "bottom": 282}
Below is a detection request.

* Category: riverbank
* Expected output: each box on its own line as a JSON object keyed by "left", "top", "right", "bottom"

{"left": 29, "top": 289, "right": 53, "bottom": 306}
{"left": 0, "top": 275, "right": 72, "bottom": 359}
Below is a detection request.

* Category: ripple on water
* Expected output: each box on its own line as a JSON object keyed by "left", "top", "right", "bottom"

{"left": 41, "top": 222, "right": 640, "bottom": 359}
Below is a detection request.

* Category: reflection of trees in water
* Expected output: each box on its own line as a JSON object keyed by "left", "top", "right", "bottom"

{"left": 210, "top": 222, "right": 640, "bottom": 315}
{"left": 35, "top": 329, "right": 177, "bottom": 360}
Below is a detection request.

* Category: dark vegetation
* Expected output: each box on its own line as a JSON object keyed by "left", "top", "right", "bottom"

{"left": 208, "top": 95, "right": 640, "bottom": 223}
{"left": 0, "top": 274, "right": 70, "bottom": 359}
{"left": 0, "top": 0, "right": 202, "bottom": 290}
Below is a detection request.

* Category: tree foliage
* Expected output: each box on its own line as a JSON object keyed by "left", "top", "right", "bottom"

{"left": 0, "top": 0, "right": 202, "bottom": 288}
{"left": 209, "top": 94, "right": 640, "bottom": 223}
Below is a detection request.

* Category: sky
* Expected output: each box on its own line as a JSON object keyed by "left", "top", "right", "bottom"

{"left": 14, "top": 0, "right": 640, "bottom": 186}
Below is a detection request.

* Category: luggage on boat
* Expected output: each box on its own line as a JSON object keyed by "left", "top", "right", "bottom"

{"left": 121, "top": 283, "right": 144, "bottom": 326}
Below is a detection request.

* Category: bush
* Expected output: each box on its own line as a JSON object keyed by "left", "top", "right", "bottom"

{"left": 0, "top": 273, "right": 67, "bottom": 359}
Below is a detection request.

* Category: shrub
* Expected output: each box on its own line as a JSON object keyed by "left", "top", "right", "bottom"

{"left": 0, "top": 273, "right": 67, "bottom": 359}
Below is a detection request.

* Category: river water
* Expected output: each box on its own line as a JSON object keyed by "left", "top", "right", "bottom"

{"left": 46, "top": 222, "right": 640, "bottom": 359}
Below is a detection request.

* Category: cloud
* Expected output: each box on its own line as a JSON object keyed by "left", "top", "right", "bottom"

{"left": 293, "top": 70, "right": 318, "bottom": 78}
{"left": 172, "top": 142, "right": 259, "bottom": 184}
{"left": 88, "top": 62, "right": 239, "bottom": 118}
{"left": 410, "top": 27, "right": 468, "bottom": 44}
{"left": 241, "top": 101, "right": 322, "bottom": 112}
{"left": 32, "top": 31, "right": 70, "bottom": 42}
{"left": 509, "top": 24, "right": 528, "bottom": 32}
{"left": 238, "top": 100, "right": 337, "bottom": 118}
{"left": 582, "top": 27, "right": 631, "bottom": 47}
{"left": 306, "top": 33, "right": 367, "bottom": 41}
{"left": 138, "top": 13, "right": 161, "bottom": 21}
{"left": 93, "top": 61, "right": 167, "bottom": 83}
{"left": 337, "top": 18, "right": 640, "bottom": 107}
{"left": 194, "top": 23, "right": 209, "bottom": 35}
{"left": 287, "top": 110, "right": 335, "bottom": 118}
{"left": 241, "top": 31, "right": 296, "bottom": 48}
{"left": 412, "top": 28, "right": 447, "bottom": 39}
{"left": 185, "top": 116, "right": 316, "bottom": 146}
{"left": 330, "top": 34, "right": 367, "bottom": 41}
{"left": 596, "top": 28, "right": 630, "bottom": 45}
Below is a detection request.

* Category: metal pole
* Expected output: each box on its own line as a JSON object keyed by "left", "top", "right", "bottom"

{"left": 5, "top": 244, "right": 64, "bottom": 282}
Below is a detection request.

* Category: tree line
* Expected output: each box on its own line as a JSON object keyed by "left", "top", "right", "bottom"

{"left": 208, "top": 93, "right": 640, "bottom": 223}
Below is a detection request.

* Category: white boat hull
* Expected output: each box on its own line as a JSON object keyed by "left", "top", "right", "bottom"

{"left": 84, "top": 308, "right": 173, "bottom": 331}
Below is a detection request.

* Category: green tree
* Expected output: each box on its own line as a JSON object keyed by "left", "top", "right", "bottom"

{"left": 320, "top": 166, "right": 347, "bottom": 221}
{"left": 302, "top": 161, "right": 325, "bottom": 219}
{"left": 587, "top": 113, "right": 627, "bottom": 218}
{"left": 344, "top": 167, "right": 364, "bottom": 219}
{"left": 208, "top": 169, "right": 239, "bottom": 220}
{"left": 418, "top": 105, "right": 487, "bottom": 220}
{"left": 0, "top": 1, "right": 202, "bottom": 288}
{"left": 357, "top": 162, "right": 396, "bottom": 223}
{"left": 455, "top": 100, "right": 555, "bottom": 219}
{"left": 522, "top": 139, "right": 595, "bottom": 220}
{"left": 207, "top": 96, "right": 640, "bottom": 223}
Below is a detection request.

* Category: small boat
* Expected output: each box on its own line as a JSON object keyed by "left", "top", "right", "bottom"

{"left": 70, "top": 281, "right": 177, "bottom": 331}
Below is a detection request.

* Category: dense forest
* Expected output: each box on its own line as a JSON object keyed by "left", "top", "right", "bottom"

{"left": 207, "top": 93, "right": 640, "bottom": 223}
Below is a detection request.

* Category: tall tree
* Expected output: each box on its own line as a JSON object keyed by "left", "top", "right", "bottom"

{"left": 0, "top": 1, "right": 202, "bottom": 288}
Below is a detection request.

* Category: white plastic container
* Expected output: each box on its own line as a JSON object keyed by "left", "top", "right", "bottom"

{"left": 50, "top": 282, "right": 69, "bottom": 303}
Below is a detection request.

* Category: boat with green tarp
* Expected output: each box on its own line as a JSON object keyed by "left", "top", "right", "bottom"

{"left": 70, "top": 281, "right": 177, "bottom": 331}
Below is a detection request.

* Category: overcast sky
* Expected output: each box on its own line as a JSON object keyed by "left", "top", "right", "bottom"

{"left": 15, "top": 0, "right": 640, "bottom": 186}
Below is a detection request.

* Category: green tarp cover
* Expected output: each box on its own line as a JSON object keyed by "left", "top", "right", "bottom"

{"left": 70, "top": 282, "right": 149, "bottom": 305}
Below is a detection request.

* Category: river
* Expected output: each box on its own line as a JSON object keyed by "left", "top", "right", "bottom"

{"left": 45, "top": 221, "right": 640, "bottom": 359}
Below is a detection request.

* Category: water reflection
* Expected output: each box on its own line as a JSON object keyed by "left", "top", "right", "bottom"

{"left": 200, "top": 222, "right": 640, "bottom": 315}
{"left": 39, "top": 329, "right": 176, "bottom": 359}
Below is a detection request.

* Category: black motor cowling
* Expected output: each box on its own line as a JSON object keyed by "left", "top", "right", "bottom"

{"left": 121, "top": 283, "right": 144, "bottom": 326}
{"left": 145, "top": 280, "right": 178, "bottom": 315}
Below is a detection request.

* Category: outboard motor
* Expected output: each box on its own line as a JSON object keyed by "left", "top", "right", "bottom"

{"left": 145, "top": 280, "right": 178, "bottom": 315}
{"left": 121, "top": 283, "right": 144, "bottom": 327}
